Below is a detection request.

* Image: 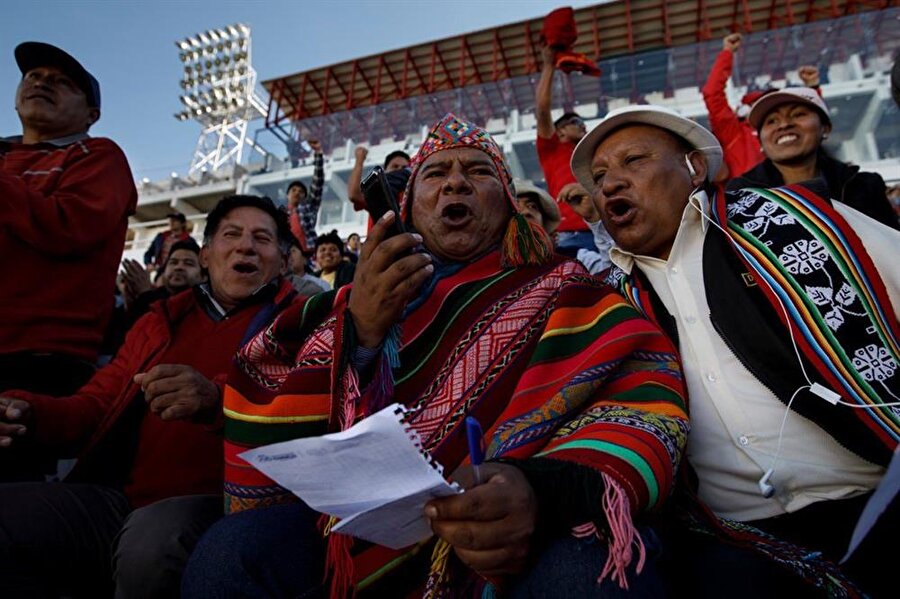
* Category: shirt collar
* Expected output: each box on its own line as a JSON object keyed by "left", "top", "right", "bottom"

{"left": 0, "top": 132, "right": 90, "bottom": 147}
{"left": 609, "top": 188, "right": 711, "bottom": 274}
{"left": 195, "top": 277, "right": 281, "bottom": 321}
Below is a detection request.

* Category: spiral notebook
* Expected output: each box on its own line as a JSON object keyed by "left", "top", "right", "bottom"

{"left": 240, "top": 403, "right": 461, "bottom": 549}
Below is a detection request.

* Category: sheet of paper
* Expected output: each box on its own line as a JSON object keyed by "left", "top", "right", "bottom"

{"left": 841, "top": 445, "right": 900, "bottom": 563}
{"left": 241, "top": 403, "right": 460, "bottom": 547}
{"left": 332, "top": 481, "right": 459, "bottom": 549}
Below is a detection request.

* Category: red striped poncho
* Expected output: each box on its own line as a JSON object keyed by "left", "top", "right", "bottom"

{"left": 223, "top": 251, "right": 688, "bottom": 595}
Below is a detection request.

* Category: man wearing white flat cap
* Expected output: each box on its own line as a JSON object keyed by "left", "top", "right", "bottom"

{"left": 570, "top": 104, "right": 899, "bottom": 598}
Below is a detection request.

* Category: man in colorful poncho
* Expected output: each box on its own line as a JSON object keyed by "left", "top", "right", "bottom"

{"left": 183, "top": 114, "right": 689, "bottom": 597}
{"left": 569, "top": 104, "right": 899, "bottom": 597}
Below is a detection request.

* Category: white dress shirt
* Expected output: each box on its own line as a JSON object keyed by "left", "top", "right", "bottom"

{"left": 609, "top": 191, "right": 898, "bottom": 521}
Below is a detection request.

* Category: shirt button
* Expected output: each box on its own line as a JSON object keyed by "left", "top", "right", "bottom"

{"left": 738, "top": 435, "right": 750, "bottom": 446}
{"left": 670, "top": 267, "right": 679, "bottom": 274}
{"left": 706, "top": 372, "right": 717, "bottom": 382}
{"left": 685, "top": 315, "right": 697, "bottom": 324}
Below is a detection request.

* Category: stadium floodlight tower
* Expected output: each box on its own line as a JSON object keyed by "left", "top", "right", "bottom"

{"left": 174, "top": 23, "right": 268, "bottom": 175}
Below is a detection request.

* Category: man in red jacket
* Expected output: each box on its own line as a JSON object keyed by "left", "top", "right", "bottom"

{"left": 0, "top": 195, "right": 295, "bottom": 598}
{"left": 535, "top": 44, "right": 600, "bottom": 255}
{"left": 702, "top": 33, "right": 821, "bottom": 181}
{"left": 0, "top": 42, "right": 138, "bottom": 481}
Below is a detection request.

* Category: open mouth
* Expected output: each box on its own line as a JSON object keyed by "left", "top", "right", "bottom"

{"left": 604, "top": 197, "right": 637, "bottom": 225}
{"left": 232, "top": 262, "right": 259, "bottom": 274}
{"left": 775, "top": 134, "right": 798, "bottom": 146}
{"left": 440, "top": 202, "right": 474, "bottom": 227}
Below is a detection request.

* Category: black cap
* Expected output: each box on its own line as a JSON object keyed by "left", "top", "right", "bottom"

{"left": 554, "top": 111, "right": 582, "bottom": 129}
{"left": 15, "top": 42, "right": 101, "bottom": 109}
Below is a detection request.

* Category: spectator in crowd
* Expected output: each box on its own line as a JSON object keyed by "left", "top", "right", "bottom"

{"left": 346, "top": 146, "right": 411, "bottom": 230}
{"left": 183, "top": 113, "right": 688, "bottom": 598}
{"left": 314, "top": 229, "right": 355, "bottom": 290}
{"left": 0, "top": 195, "right": 296, "bottom": 598}
{"left": 143, "top": 212, "right": 191, "bottom": 272}
{"left": 0, "top": 42, "right": 137, "bottom": 481}
{"left": 128, "top": 239, "right": 202, "bottom": 309}
{"left": 345, "top": 232, "right": 361, "bottom": 262}
{"left": 558, "top": 182, "right": 614, "bottom": 274}
{"left": 727, "top": 88, "right": 899, "bottom": 229}
{"left": 535, "top": 44, "right": 596, "bottom": 254}
{"left": 286, "top": 138, "right": 325, "bottom": 253}
{"left": 512, "top": 177, "right": 560, "bottom": 236}
{"left": 571, "top": 104, "right": 898, "bottom": 597}
{"left": 347, "top": 146, "right": 410, "bottom": 212}
{"left": 105, "top": 239, "right": 206, "bottom": 357}
{"left": 702, "top": 33, "right": 822, "bottom": 181}
{"left": 287, "top": 238, "right": 329, "bottom": 297}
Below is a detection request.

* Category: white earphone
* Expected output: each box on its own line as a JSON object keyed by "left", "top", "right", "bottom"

{"left": 687, "top": 189, "right": 847, "bottom": 498}
{"left": 684, "top": 154, "right": 697, "bottom": 177}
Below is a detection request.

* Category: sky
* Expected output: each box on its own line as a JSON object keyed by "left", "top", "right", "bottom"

{"left": 2, "top": 0, "right": 599, "bottom": 182}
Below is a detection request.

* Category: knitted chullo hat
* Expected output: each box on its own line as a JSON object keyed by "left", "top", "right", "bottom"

{"left": 401, "top": 113, "right": 553, "bottom": 267}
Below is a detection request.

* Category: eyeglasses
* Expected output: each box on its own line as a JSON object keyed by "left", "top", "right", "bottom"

{"left": 557, "top": 117, "right": 584, "bottom": 128}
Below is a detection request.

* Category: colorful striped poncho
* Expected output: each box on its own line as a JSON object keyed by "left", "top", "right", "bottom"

{"left": 223, "top": 251, "right": 688, "bottom": 596}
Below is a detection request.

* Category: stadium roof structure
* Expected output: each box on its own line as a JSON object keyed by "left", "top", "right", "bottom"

{"left": 262, "top": 0, "right": 894, "bottom": 147}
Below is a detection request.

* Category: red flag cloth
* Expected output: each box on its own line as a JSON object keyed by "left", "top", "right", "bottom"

{"left": 541, "top": 7, "right": 577, "bottom": 49}
{"left": 541, "top": 7, "right": 601, "bottom": 77}
{"left": 556, "top": 51, "right": 602, "bottom": 77}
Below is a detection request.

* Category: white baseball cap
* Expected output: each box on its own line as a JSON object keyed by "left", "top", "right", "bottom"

{"left": 570, "top": 104, "right": 723, "bottom": 191}
{"left": 747, "top": 86, "right": 830, "bottom": 130}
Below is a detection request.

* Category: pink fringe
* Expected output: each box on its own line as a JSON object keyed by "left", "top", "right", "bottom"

{"left": 340, "top": 368, "right": 359, "bottom": 431}
{"left": 575, "top": 472, "right": 646, "bottom": 590}
{"left": 321, "top": 369, "right": 359, "bottom": 597}
{"left": 324, "top": 529, "right": 354, "bottom": 598}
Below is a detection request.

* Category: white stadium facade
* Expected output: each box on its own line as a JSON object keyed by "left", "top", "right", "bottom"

{"left": 124, "top": 0, "right": 900, "bottom": 261}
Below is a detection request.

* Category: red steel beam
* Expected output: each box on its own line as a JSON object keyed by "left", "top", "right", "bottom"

{"left": 460, "top": 37, "right": 483, "bottom": 87}
{"left": 374, "top": 56, "right": 383, "bottom": 105}
{"left": 625, "top": 0, "right": 635, "bottom": 51}
{"left": 592, "top": 6, "right": 602, "bottom": 59}
{"left": 347, "top": 60, "right": 359, "bottom": 110}
{"left": 322, "top": 66, "right": 333, "bottom": 114}
{"left": 697, "top": 0, "right": 713, "bottom": 40}
{"left": 381, "top": 57, "right": 404, "bottom": 100}
{"left": 429, "top": 43, "right": 437, "bottom": 92}
{"left": 265, "top": 1, "right": 892, "bottom": 122}
{"left": 408, "top": 52, "right": 429, "bottom": 96}
{"left": 305, "top": 76, "right": 331, "bottom": 115}
{"left": 435, "top": 45, "right": 455, "bottom": 90}
{"left": 402, "top": 49, "right": 411, "bottom": 98}
{"left": 661, "top": 0, "right": 673, "bottom": 46}
{"left": 523, "top": 22, "right": 538, "bottom": 73}
{"left": 296, "top": 73, "right": 309, "bottom": 120}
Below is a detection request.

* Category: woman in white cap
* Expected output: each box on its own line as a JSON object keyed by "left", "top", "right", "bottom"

{"left": 726, "top": 87, "right": 898, "bottom": 229}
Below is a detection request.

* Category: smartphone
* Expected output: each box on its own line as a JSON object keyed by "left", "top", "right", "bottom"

{"left": 361, "top": 166, "right": 406, "bottom": 239}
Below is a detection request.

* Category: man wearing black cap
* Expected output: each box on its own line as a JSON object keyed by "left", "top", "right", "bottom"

{"left": 0, "top": 42, "right": 137, "bottom": 481}
{"left": 144, "top": 211, "right": 192, "bottom": 272}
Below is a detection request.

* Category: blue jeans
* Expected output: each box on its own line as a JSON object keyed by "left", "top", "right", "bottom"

{"left": 183, "top": 501, "right": 665, "bottom": 598}
{"left": 509, "top": 529, "right": 665, "bottom": 598}
{"left": 182, "top": 502, "right": 325, "bottom": 599}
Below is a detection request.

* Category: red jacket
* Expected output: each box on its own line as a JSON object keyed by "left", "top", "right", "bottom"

{"left": 8, "top": 280, "right": 296, "bottom": 494}
{"left": 536, "top": 135, "right": 589, "bottom": 232}
{"left": 0, "top": 135, "right": 137, "bottom": 362}
{"left": 701, "top": 51, "right": 765, "bottom": 180}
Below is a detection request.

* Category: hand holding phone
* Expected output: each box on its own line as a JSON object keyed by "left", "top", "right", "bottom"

{"left": 361, "top": 166, "right": 407, "bottom": 240}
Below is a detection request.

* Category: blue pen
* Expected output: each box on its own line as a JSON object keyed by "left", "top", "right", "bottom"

{"left": 465, "top": 416, "right": 485, "bottom": 485}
